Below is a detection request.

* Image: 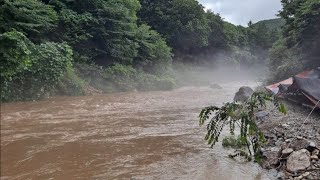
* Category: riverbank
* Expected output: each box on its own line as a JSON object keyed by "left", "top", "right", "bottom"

{"left": 258, "top": 101, "right": 320, "bottom": 179}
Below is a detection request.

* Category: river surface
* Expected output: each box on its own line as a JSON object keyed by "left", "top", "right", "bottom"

{"left": 1, "top": 81, "right": 277, "bottom": 180}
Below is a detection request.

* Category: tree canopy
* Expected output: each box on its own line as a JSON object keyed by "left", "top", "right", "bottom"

{"left": 269, "top": 0, "right": 320, "bottom": 81}
{"left": 1, "top": 0, "right": 316, "bottom": 101}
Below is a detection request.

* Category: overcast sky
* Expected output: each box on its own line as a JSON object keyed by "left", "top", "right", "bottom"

{"left": 198, "top": 0, "right": 282, "bottom": 26}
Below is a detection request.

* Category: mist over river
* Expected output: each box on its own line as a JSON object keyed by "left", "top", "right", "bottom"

{"left": 1, "top": 80, "right": 277, "bottom": 179}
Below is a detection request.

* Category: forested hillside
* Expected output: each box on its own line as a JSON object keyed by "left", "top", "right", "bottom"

{"left": 1, "top": 0, "right": 319, "bottom": 102}
{"left": 269, "top": 0, "right": 320, "bottom": 81}
{"left": 251, "top": 18, "right": 285, "bottom": 30}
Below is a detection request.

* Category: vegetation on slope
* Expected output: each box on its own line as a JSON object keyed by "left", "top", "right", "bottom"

{"left": 251, "top": 18, "right": 285, "bottom": 30}
{"left": 269, "top": 0, "right": 320, "bottom": 82}
{"left": 1, "top": 0, "right": 318, "bottom": 101}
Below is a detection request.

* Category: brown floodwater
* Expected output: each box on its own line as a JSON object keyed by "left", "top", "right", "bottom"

{"left": 1, "top": 81, "right": 277, "bottom": 180}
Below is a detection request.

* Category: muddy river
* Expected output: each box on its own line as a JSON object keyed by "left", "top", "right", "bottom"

{"left": 1, "top": 81, "right": 277, "bottom": 179}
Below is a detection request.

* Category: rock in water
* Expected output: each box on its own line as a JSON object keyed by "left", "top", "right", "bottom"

{"left": 286, "top": 149, "right": 311, "bottom": 172}
{"left": 233, "top": 86, "right": 254, "bottom": 103}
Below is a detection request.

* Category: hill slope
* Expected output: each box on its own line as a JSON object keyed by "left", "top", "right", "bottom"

{"left": 253, "top": 18, "right": 285, "bottom": 30}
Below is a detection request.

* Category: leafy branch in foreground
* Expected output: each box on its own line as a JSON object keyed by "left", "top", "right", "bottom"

{"left": 199, "top": 92, "right": 287, "bottom": 161}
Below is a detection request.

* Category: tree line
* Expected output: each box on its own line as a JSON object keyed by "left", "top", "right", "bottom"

{"left": 269, "top": 0, "right": 320, "bottom": 81}
{"left": 1, "top": 0, "right": 318, "bottom": 101}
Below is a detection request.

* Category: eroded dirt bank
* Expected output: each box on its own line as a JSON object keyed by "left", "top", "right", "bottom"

{"left": 1, "top": 81, "right": 277, "bottom": 180}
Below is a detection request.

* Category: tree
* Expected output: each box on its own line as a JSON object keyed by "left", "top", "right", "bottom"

{"left": 0, "top": 29, "right": 73, "bottom": 101}
{"left": 134, "top": 24, "right": 172, "bottom": 75}
{"left": 48, "top": 0, "right": 141, "bottom": 65}
{"left": 223, "top": 22, "right": 248, "bottom": 48}
{"left": 205, "top": 11, "right": 228, "bottom": 51}
{"left": 199, "top": 92, "right": 287, "bottom": 161}
{"left": 269, "top": 38, "right": 303, "bottom": 82}
{"left": 0, "top": 29, "right": 32, "bottom": 79}
{"left": 0, "top": 0, "right": 58, "bottom": 42}
{"left": 279, "top": 0, "right": 320, "bottom": 68}
{"left": 138, "top": 0, "right": 210, "bottom": 53}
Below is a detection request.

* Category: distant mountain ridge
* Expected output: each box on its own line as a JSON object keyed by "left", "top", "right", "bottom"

{"left": 252, "top": 18, "right": 285, "bottom": 30}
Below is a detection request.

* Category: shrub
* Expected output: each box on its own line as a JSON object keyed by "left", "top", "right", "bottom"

{"left": 155, "top": 77, "right": 176, "bottom": 90}
{"left": 268, "top": 39, "right": 303, "bottom": 82}
{"left": 104, "top": 64, "right": 138, "bottom": 91}
{"left": 0, "top": 30, "right": 73, "bottom": 101}
{"left": 74, "top": 63, "right": 175, "bottom": 94}
{"left": 56, "top": 64, "right": 86, "bottom": 96}
{"left": 0, "top": 29, "right": 32, "bottom": 79}
{"left": 75, "top": 63, "right": 117, "bottom": 93}
{"left": 135, "top": 72, "right": 176, "bottom": 91}
{"left": 134, "top": 24, "right": 173, "bottom": 75}
{"left": 104, "top": 63, "right": 176, "bottom": 91}
{"left": 199, "top": 92, "right": 286, "bottom": 161}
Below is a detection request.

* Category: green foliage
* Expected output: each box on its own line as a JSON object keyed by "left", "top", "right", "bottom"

{"left": 75, "top": 63, "right": 175, "bottom": 94}
{"left": 223, "top": 22, "right": 248, "bottom": 48}
{"left": 222, "top": 136, "right": 247, "bottom": 149}
{"left": 56, "top": 64, "right": 86, "bottom": 96}
{"left": 267, "top": 0, "right": 320, "bottom": 81}
{"left": 199, "top": 92, "right": 287, "bottom": 160}
{"left": 292, "top": 0, "right": 320, "bottom": 68}
{"left": 0, "top": 0, "right": 58, "bottom": 42}
{"left": 0, "top": 30, "right": 73, "bottom": 101}
{"left": 138, "top": 0, "right": 277, "bottom": 66}
{"left": 139, "top": 0, "right": 211, "bottom": 53}
{"left": 55, "top": 8, "right": 94, "bottom": 45}
{"left": 1, "top": 0, "right": 178, "bottom": 101}
{"left": 31, "top": 42, "right": 73, "bottom": 85}
{"left": 0, "top": 29, "right": 32, "bottom": 78}
{"left": 75, "top": 63, "right": 118, "bottom": 93}
{"left": 3, "top": 0, "right": 310, "bottom": 101}
{"left": 171, "top": 0, "right": 211, "bottom": 50}
{"left": 104, "top": 64, "right": 138, "bottom": 91}
{"left": 134, "top": 24, "right": 173, "bottom": 75}
{"left": 276, "top": 0, "right": 320, "bottom": 71}
{"left": 269, "top": 38, "right": 303, "bottom": 81}
{"left": 153, "top": 77, "right": 176, "bottom": 91}
{"left": 205, "top": 11, "right": 228, "bottom": 50}
{"left": 49, "top": 0, "right": 141, "bottom": 65}
{"left": 251, "top": 18, "right": 285, "bottom": 31}
{"left": 104, "top": 64, "right": 176, "bottom": 91}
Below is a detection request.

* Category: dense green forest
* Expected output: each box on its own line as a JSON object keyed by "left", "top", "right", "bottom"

{"left": 269, "top": 0, "right": 320, "bottom": 81}
{"left": 0, "top": 0, "right": 319, "bottom": 101}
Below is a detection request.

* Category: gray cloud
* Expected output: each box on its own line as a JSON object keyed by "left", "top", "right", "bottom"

{"left": 198, "top": 0, "right": 282, "bottom": 26}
